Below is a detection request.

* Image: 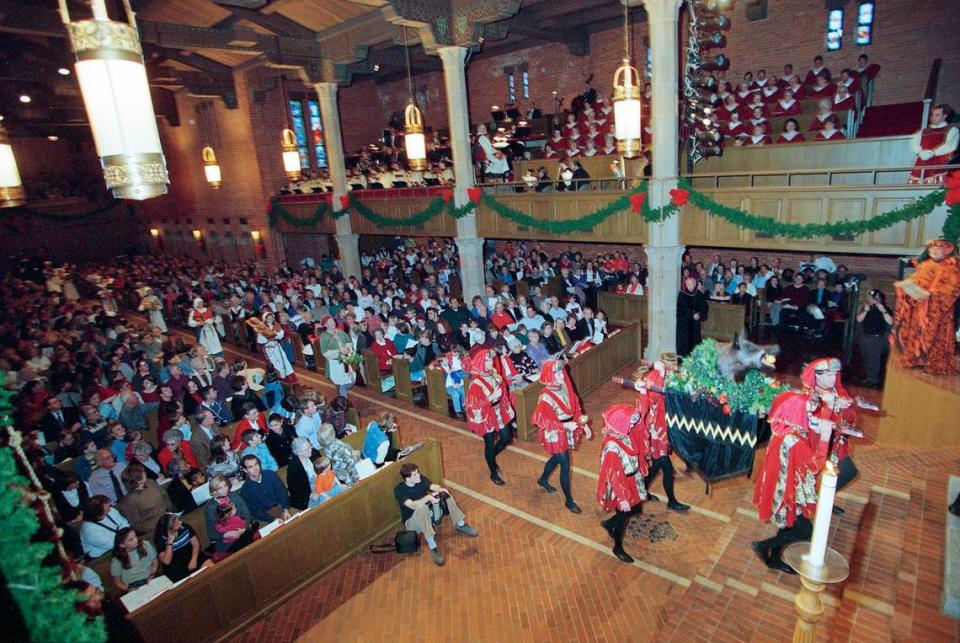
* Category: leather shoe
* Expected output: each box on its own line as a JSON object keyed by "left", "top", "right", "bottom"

{"left": 646, "top": 492, "right": 661, "bottom": 502}
{"left": 767, "top": 557, "right": 796, "bottom": 574}
{"left": 667, "top": 500, "right": 691, "bottom": 512}
{"left": 565, "top": 501, "right": 582, "bottom": 514}
{"left": 537, "top": 478, "right": 557, "bottom": 494}
{"left": 612, "top": 546, "right": 634, "bottom": 564}
{"left": 490, "top": 473, "right": 506, "bottom": 486}
{"left": 751, "top": 541, "right": 769, "bottom": 564}
{"left": 429, "top": 547, "right": 445, "bottom": 566}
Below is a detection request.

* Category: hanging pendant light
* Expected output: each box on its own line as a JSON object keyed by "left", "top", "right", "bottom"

{"left": 59, "top": 0, "right": 168, "bottom": 200}
{"left": 0, "top": 124, "right": 24, "bottom": 208}
{"left": 278, "top": 77, "right": 302, "bottom": 181}
{"left": 401, "top": 27, "right": 428, "bottom": 171}
{"left": 202, "top": 146, "right": 222, "bottom": 189}
{"left": 613, "top": 5, "right": 643, "bottom": 159}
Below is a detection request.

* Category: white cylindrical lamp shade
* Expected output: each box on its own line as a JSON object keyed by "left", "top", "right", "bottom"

{"left": 202, "top": 146, "right": 222, "bottom": 188}
{"left": 0, "top": 138, "right": 25, "bottom": 208}
{"left": 613, "top": 59, "right": 643, "bottom": 158}
{"left": 67, "top": 18, "right": 168, "bottom": 200}
{"left": 281, "top": 128, "right": 302, "bottom": 180}
{"left": 404, "top": 102, "right": 428, "bottom": 171}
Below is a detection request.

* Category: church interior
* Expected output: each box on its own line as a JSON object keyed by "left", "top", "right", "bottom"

{"left": 0, "top": 0, "right": 958, "bottom": 641}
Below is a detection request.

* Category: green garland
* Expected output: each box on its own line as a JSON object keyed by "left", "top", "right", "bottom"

{"left": 679, "top": 177, "right": 947, "bottom": 239}
{"left": 665, "top": 340, "right": 788, "bottom": 415}
{"left": 267, "top": 199, "right": 328, "bottom": 228}
{"left": 268, "top": 180, "right": 957, "bottom": 243}
{"left": 9, "top": 200, "right": 123, "bottom": 222}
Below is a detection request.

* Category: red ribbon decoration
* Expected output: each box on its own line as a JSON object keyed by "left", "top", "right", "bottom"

{"left": 467, "top": 187, "right": 482, "bottom": 203}
{"left": 669, "top": 188, "right": 690, "bottom": 206}
{"left": 629, "top": 192, "right": 647, "bottom": 213}
{"left": 441, "top": 189, "right": 454, "bottom": 203}
{"left": 338, "top": 195, "right": 350, "bottom": 210}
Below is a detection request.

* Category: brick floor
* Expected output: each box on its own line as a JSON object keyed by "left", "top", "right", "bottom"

{"left": 155, "top": 325, "right": 959, "bottom": 643}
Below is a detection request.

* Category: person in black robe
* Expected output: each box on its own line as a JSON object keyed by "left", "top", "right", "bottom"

{"left": 676, "top": 277, "right": 709, "bottom": 357}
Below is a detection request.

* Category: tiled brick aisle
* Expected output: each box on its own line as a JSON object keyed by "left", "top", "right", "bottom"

{"left": 182, "top": 333, "right": 959, "bottom": 643}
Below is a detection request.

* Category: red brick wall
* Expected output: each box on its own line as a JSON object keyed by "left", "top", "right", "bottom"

{"left": 721, "top": 0, "right": 959, "bottom": 108}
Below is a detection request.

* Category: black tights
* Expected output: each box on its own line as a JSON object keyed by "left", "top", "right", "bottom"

{"left": 644, "top": 456, "right": 680, "bottom": 504}
{"left": 483, "top": 425, "right": 513, "bottom": 476}
{"left": 541, "top": 450, "right": 573, "bottom": 504}
{"left": 604, "top": 504, "right": 642, "bottom": 548}
{"left": 754, "top": 515, "right": 813, "bottom": 563}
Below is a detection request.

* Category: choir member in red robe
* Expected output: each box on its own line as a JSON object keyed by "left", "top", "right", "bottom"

{"left": 542, "top": 143, "right": 559, "bottom": 160}
{"left": 908, "top": 104, "right": 959, "bottom": 184}
{"left": 854, "top": 54, "right": 881, "bottom": 81}
{"left": 837, "top": 68, "right": 860, "bottom": 94}
{"left": 815, "top": 119, "right": 845, "bottom": 141}
{"left": 776, "top": 118, "right": 806, "bottom": 144}
{"left": 778, "top": 63, "right": 800, "bottom": 89}
{"left": 808, "top": 99, "right": 837, "bottom": 131}
{"left": 597, "top": 403, "right": 648, "bottom": 563}
{"left": 465, "top": 349, "right": 515, "bottom": 485}
{"left": 723, "top": 112, "right": 749, "bottom": 141}
{"left": 832, "top": 85, "right": 856, "bottom": 112}
{"left": 547, "top": 128, "right": 566, "bottom": 151}
{"left": 562, "top": 113, "right": 580, "bottom": 141}
{"left": 532, "top": 359, "right": 591, "bottom": 513}
{"left": 743, "top": 94, "right": 770, "bottom": 119}
{"left": 719, "top": 95, "right": 742, "bottom": 122}
{"left": 740, "top": 124, "right": 772, "bottom": 147}
{"left": 564, "top": 140, "right": 582, "bottom": 159}
{"left": 747, "top": 106, "right": 772, "bottom": 135}
{"left": 786, "top": 76, "right": 807, "bottom": 100}
{"left": 760, "top": 82, "right": 780, "bottom": 104}
{"left": 804, "top": 55, "right": 832, "bottom": 86}
{"left": 771, "top": 89, "right": 802, "bottom": 117}
{"left": 807, "top": 75, "right": 835, "bottom": 100}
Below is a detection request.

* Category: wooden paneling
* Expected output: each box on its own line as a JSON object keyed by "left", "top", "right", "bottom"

{"left": 269, "top": 0, "right": 384, "bottom": 32}
{"left": 693, "top": 135, "right": 914, "bottom": 175}
{"left": 513, "top": 323, "right": 641, "bottom": 442}
{"left": 701, "top": 302, "right": 750, "bottom": 340}
{"left": 348, "top": 198, "right": 457, "bottom": 237}
{"left": 682, "top": 185, "right": 943, "bottom": 255}
{"left": 597, "top": 291, "right": 647, "bottom": 329}
{"left": 129, "top": 440, "right": 443, "bottom": 642}
{"left": 477, "top": 191, "right": 647, "bottom": 244}
{"left": 271, "top": 201, "right": 337, "bottom": 235}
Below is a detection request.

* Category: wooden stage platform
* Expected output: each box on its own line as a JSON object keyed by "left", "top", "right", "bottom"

{"left": 877, "top": 348, "right": 960, "bottom": 447}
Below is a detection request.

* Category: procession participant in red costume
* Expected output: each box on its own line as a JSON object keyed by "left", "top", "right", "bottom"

{"left": 188, "top": 297, "right": 223, "bottom": 357}
{"left": 635, "top": 362, "right": 690, "bottom": 512}
{"left": 893, "top": 238, "right": 960, "bottom": 374}
{"left": 799, "top": 358, "right": 859, "bottom": 508}
{"left": 752, "top": 391, "right": 832, "bottom": 574}
{"left": 597, "top": 403, "right": 649, "bottom": 563}
{"left": 908, "top": 104, "right": 958, "bottom": 185}
{"left": 532, "top": 359, "right": 591, "bottom": 513}
{"left": 465, "top": 349, "right": 515, "bottom": 485}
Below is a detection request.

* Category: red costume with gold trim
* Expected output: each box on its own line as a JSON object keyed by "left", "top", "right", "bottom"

{"left": 597, "top": 403, "right": 649, "bottom": 512}
{"left": 800, "top": 359, "right": 856, "bottom": 463}
{"left": 638, "top": 368, "right": 670, "bottom": 459}
{"left": 531, "top": 359, "right": 584, "bottom": 455}
{"left": 893, "top": 240, "right": 960, "bottom": 374}
{"left": 465, "top": 349, "right": 516, "bottom": 436}
{"left": 753, "top": 392, "right": 828, "bottom": 529}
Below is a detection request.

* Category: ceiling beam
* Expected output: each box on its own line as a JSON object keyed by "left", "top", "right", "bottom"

{"left": 214, "top": 5, "right": 317, "bottom": 39}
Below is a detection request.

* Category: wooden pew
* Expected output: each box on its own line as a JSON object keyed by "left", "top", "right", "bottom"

{"left": 544, "top": 276, "right": 564, "bottom": 299}
{"left": 425, "top": 365, "right": 450, "bottom": 416}
{"left": 514, "top": 322, "right": 642, "bottom": 441}
{"left": 310, "top": 339, "right": 326, "bottom": 376}
{"left": 392, "top": 356, "right": 415, "bottom": 404}
{"left": 362, "top": 351, "right": 382, "bottom": 393}
{"left": 126, "top": 439, "right": 444, "bottom": 642}
{"left": 701, "top": 301, "right": 750, "bottom": 340}
{"left": 288, "top": 333, "right": 305, "bottom": 368}
{"left": 597, "top": 291, "right": 647, "bottom": 327}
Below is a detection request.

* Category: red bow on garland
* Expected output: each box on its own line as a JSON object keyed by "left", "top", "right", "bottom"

{"left": 441, "top": 189, "right": 454, "bottom": 203}
{"left": 629, "top": 192, "right": 647, "bottom": 213}
{"left": 946, "top": 171, "right": 960, "bottom": 207}
{"left": 338, "top": 195, "right": 351, "bottom": 210}
{"left": 669, "top": 188, "right": 690, "bottom": 206}
{"left": 467, "top": 187, "right": 482, "bottom": 203}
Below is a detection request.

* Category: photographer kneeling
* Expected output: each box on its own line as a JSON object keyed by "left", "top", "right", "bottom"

{"left": 394, "top": 463, "right": 478, "bottom": 566}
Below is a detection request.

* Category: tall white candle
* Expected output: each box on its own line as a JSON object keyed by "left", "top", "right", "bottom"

{"left": 806, "top": 465, "right": 839, "bottom": 567}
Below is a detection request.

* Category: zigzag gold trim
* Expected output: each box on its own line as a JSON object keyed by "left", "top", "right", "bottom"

{"left": 666, "top": 413, "right": 757, "bottom": 448}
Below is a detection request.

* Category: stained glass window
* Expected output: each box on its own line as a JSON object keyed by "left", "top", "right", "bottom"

{"left": 507, "top": 73, "right": 516, "bottom": 102}
{"left": 826, "top": 9, "right": 843, "bottom": 51}
{"left": 308, "top": 99, "right": 328, "bottom": 168}
{"left": 856, "top": 2, "right": 874, "bottom": 45}
{"left": 288, "top": 99, "right": 309, "bottom": 169}
{"left": 521, "top": 70, "right": 529, "bottom": 100}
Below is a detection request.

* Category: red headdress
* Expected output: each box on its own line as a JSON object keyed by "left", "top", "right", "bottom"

{"left": 470, "top": 348, "right": 496, "bottom": 375}
{"left": 602, "top": 403, "right": 638, "bottom": 438}
{"left": 538, "top": 358, "right": 573, "bottom": 392}
{"left": 800, "top": 357, "right": 848, "bottom": 398}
